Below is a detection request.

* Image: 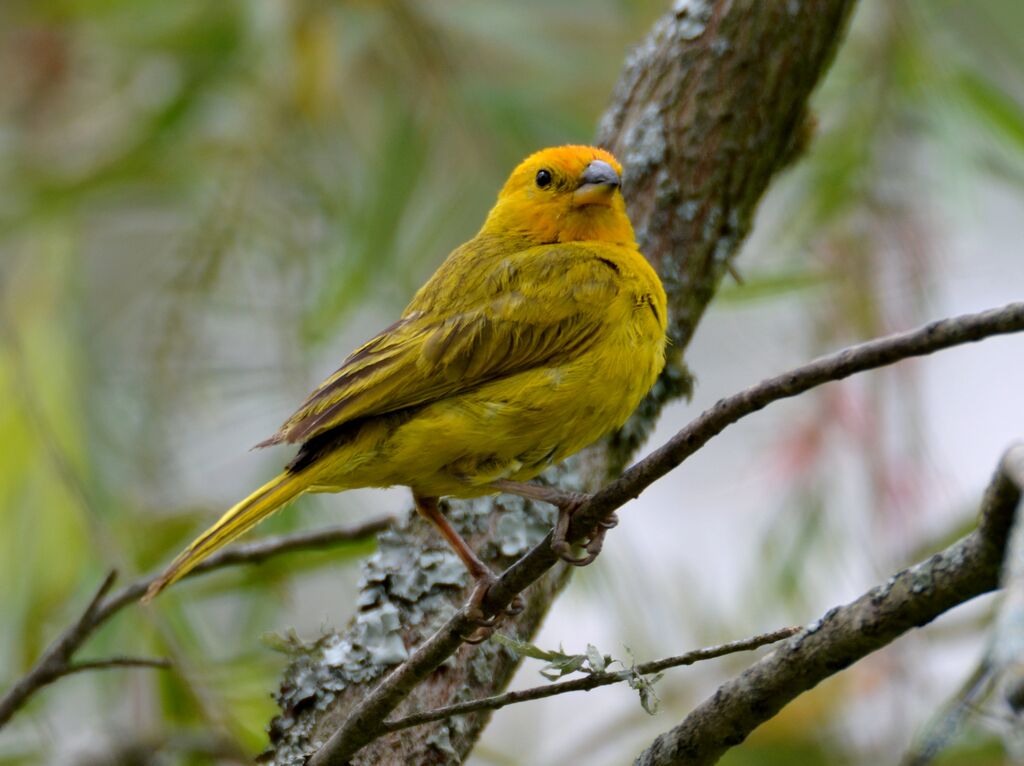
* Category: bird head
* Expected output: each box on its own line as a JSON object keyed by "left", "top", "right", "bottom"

{"left": 481, "top": 145, "right": 635, "bottom": 245}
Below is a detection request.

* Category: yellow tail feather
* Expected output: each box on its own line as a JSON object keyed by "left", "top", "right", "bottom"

{"left": 143, "top": 470, "right": 309, "bottom": 602}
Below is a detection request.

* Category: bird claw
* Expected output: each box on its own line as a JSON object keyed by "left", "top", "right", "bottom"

{"left": 490, "top": 479, "right": 618, "bottom": 569}
{"left": 552, "top": 538, "right": 599, "bottom": 567}
{"left": 462, "top": 623, "right": 495, "bottom": 644}
{"left": 460, "top": 575, "right": 525, "bottom": 643}
{"left": 551, "top": 507, "right": 618, "bottom": 567}
{"left": 505, "top": 593, "right": 526, "bottom": 616}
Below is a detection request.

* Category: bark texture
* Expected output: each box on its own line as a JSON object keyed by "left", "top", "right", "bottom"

{"left": 265, "top": 1, "right": 857, "bottom": 763}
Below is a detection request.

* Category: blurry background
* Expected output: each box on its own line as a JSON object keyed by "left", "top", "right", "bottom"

{"left": 2, "top": 1, "right": 1023, "bottom": 764}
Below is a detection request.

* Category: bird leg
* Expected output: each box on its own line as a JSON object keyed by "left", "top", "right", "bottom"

{"left": 413, "top": 494, "right": 522, "bottom": 643}
{"left": 490, "top": 479, "right": 615, "bottom": 567}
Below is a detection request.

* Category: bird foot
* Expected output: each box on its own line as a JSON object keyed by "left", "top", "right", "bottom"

{"left": 552, "top": 501, "right": 618, "bottom": 567}
{"left": 461, "top": 574, "right": 525, "bottom": 644}
{"left": 490, "top": 479, "right": 616, "bottom": 567}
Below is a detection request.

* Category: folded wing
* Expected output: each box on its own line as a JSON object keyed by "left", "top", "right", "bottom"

{"left": 258, "top": 243, "right": 624, "bottom": 446}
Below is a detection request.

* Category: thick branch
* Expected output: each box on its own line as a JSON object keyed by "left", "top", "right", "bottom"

{"left": 0, "top": 517, "right": 392, "bottom": 729}
{"left": 632, "top": 446, "right": 1024, "bottom": 766}
{"left": 380, "top": 627, "right": 798, "bottom": 735}
{"left": 306, "top": 305, "right": 1024, "bottom": 764}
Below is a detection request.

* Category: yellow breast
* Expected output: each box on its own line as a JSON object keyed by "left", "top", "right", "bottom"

{"left": 305, "top": 241, "right": 667, "bottom": 499}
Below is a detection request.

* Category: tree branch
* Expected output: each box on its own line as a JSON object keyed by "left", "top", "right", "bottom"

{"left": 379, "top": 627, "right": 799, "bottom": 735}
{"left": 188, "top": 516, "right": 395, "bottom": 574}
{"left": 0, "top": 516, "right": 393, "bottom": 729}
{"left": 306, "top": 304, "right": 1024, "bottom": 764}
{"left": 61, "top": 656, "right": 173, "bottom": 676}
{"left": 632, "top": 444, "right": 1024, "bottom": 766}
{"left": 540, "top": 301, "right": 1024, "bottom": 577}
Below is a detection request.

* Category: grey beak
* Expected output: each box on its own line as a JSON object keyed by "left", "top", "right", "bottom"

{"left": 578, "top": 160, "right": 620, "bottom": 189}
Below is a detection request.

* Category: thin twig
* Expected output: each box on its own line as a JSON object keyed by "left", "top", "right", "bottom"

{"left": 62, "top": 657, "right": 173, "bottom": 677}
{"left": 307, "top": 302, "right": 1024, "bottom": 765}
{"left": 900, "top": 658, "right": 997, "bottom": 766}
{"left": 380, "top": 627, "right": 798, "bottom": 735}
{"left": 0, "top": 515, "right": 394, "bottom": 729}
{"left": 188, "top": 515, "right": 394, "bottom": 574}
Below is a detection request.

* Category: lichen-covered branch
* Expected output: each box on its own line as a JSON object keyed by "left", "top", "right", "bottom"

{"left": 268, "top": 2, "right": 858, "bottom": 763}
{"left": 0, "top": 517, "right": 392, "bottom": 729}
{"left": 632, "top": 446, "right": 1024, "bottom": 766}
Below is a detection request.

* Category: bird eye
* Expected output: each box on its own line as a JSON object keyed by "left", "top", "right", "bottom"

{"left": 535, "top": 169, "right": 552, "bottom": 189}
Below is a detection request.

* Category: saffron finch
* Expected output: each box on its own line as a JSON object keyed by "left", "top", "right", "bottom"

{"left": 145, "top": 145, "right": 667, "bottom": 608}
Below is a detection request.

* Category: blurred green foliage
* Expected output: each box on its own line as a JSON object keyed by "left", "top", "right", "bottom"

{"left": 2, "top": 0, "right": 1024, "bottom": 764}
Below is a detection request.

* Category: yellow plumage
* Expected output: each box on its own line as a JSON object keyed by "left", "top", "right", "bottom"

{"left": 145, "top": 145, "right": 667, "bottom": 601}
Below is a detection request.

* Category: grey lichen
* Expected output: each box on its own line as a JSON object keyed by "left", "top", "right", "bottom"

{"left": 468, "top": 643, "right": 499, "bottom": 687}
{"left": 671, "top": 0, "right": 713, "bottom": 40}
{"left": 597, "top": 0, "right": 708, "bottom": 149}
{"left": 491, "top": 497, "right": 554, "bottom": 558}
{"left": 678, "top": 200, "right": 700, "bottom": 223}
{"left": 425, "top": 724, "right": 460, "bottom": 761}
{"left": 267, "top": 484, "right": 569, "bottom": 763}
{"left": 710, "top": 37, "right": 731, "bottom": 56}
{"left": 621, "top": 102, "right": 667, "bottom": 182}
{"left": 269, "top": 518, "right": 480, "bottom": 762}
{"left": 871, "top": 574, "right": 900, "bottom": 605}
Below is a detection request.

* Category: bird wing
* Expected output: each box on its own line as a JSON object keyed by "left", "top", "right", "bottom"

{"left": 258, "top": 242, "right": 625, "bottom": 446}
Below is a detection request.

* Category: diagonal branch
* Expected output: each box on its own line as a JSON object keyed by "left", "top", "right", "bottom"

{"left": 0, "top": 516, "right": 393, "bottom": 729}
{"left": 538, "top": 301, "right": 1024, "bottom": 576}
{"left": 306, "top": 303, "right": 1024, "bottom": 764}
{"left": 632, "top": 444, "right": 1024, "bottom": 766}
{"left": 61, "top": 656, "right": 173, "bottom": 676}
{"left": 379, "top": 627, "right": 799, "bottom": 736}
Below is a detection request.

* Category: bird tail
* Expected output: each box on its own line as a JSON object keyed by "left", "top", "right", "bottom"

{"left": 143, "top": 470, "right": 310, "bottom": 602}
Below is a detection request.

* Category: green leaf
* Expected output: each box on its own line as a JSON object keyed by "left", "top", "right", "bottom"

{"left": 628, "top": 670, "right": 663, "bottom": 716}
{"left": 495, "top": 634, "right": 612, "bottom": 680}
{"left": 539, "top": 653, "right": 587, "bottom": 680}
{"left": 492, "top": 633, "right": 561, "bottom": 663}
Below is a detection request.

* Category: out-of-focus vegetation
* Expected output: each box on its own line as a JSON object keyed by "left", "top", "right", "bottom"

{"left": 2, "top": 1, "right": 1024, "bottom": 764}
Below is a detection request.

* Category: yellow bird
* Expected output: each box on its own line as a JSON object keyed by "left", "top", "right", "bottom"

{"left": 144, "top": 145, "right": 667, "bottom": 609}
